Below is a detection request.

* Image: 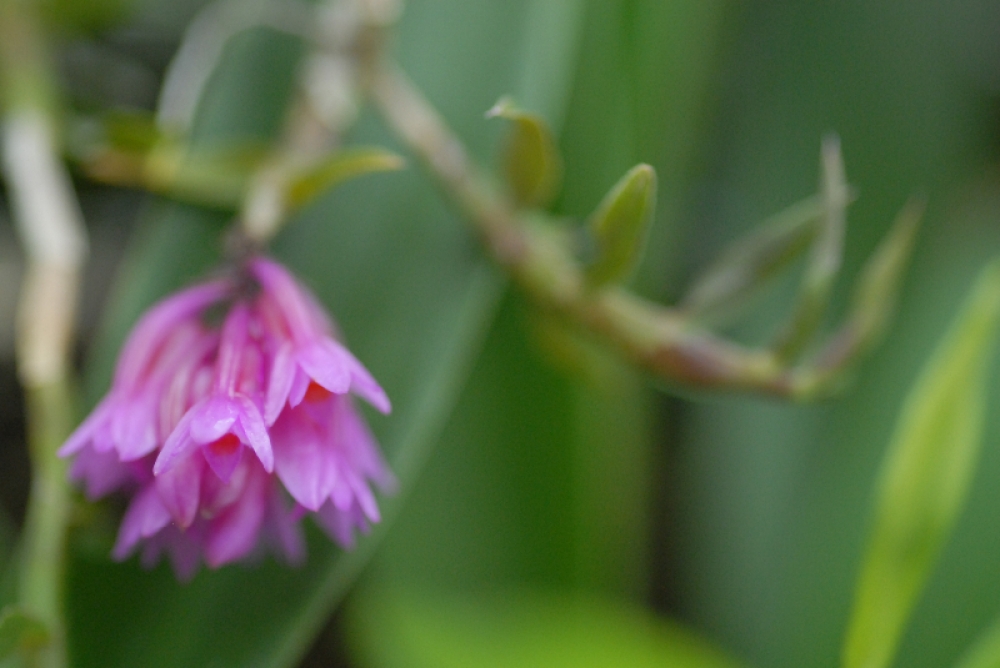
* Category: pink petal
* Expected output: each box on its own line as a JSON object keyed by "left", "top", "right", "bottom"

{"left": 69, "top": 445, "right": 136, "bottom": 499}
{"left": 113, "top": 484, "right": 172, "bottom": 560}
{"left": 204, "top": 470, "right": 267, "bottom": 567}
{"left": 264, "top": 343, "right": 295, "bottom": 425}
{"left": 297, "top": 341, "right": 351, "bottom": 394}
{"left": 203, "top": 438, "right": 244, "bottom": 483}
{"left": 59, "top": 396, "right": 113, "bottom": 457}
{"left": 237, "top": 396, "right": 273, "bottom": 472}
{"left": 189, "top": 396, "right": 239, "bottom": 444}
{"left": 155, "top": 451, "right": 204, "bottom": 527}
{"left": 154, "top": 409, "right": 198, "bottom": 475}
{"left": 345, "top": 356, "right": 391, "bottom": 414}
{"left": 272, "top": 415, "right": 329, "bottom": 511}
{"left": 115, "top": 280, "right": 230, "bottom": 390}
{"left": 288, "top": 368, "right": 311, "bottom": 408}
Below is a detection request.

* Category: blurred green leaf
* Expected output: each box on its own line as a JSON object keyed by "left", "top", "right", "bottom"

{"left": 773, "top": 137, "right": 848, "bottom": 360}
{"left": 680, "top": 195, "right": 823, "bottom": 322}
{"left": 585, "top": 163, "right": 657, "bottom": 287}
{"left": 0, "top": 606, "right": 48, "bottom": 660}
{"left": 955, "top": 615, "right": 1000, "bottom": 668}
{"left": 349, "top": 585, "right": 741, "bottom": 668}
{"left": 286, "top": 147, "right": 406, "bottom": 211}
{"left": 487, "top": 96, "right": 563, "bottom": 209}
{"left": 842, "top": 259, "right": 1000, "bottom": 668}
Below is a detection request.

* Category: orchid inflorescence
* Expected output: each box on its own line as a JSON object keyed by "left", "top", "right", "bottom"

{"left": 59, "top": 256, "right": 394, "bottom": 578}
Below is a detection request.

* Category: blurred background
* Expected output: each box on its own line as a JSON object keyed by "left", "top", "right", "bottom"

{"left": 3, "top": 1, "right": 1000, "bottom": 666}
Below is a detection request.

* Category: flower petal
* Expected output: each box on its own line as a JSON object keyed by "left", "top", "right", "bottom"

{"left": 189, "top": 396, "right": 239, "bottom": 444}
{"left": 204, "top": 469, "right": 267, "bottom": 567}
{"left": 59, "top": 396, "right": 113, "bottom": 457}
{"left": 113, "top": 484, "right": 172, "bottom": 560}
{"left": 264, "top": 342, "right": 295, "bottom": 425}
{"left": 155, "top": 451, "right": 204, "bottom": 527}
{"left": 238, "top": 396, "right": 273, "bottom": 472}
{"left": 298, "top": 341, "right": 352, "bottom": 395}
{"left": 272, "top": 413, "right": 329, "bottom": 511}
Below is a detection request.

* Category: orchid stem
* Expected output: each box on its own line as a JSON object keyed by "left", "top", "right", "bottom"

{"left": 0, "top": 1, "right": 88, "bottom": 666}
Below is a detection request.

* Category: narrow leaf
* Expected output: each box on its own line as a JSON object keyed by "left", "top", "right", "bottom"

{"left": 842, "top": 259, "right": 1000, "bottom": 668}
{"left": 286, "top": 147, "right": 406, "bottom": 211}
{"left": 680, "top": 195, "right": 825, "bottom": 322}
{"left": 0, "top": 606, "right": 49, "bottom": 659}
{"left": 804, "top": 197, "right": 923, "bottom": 386}
{"left": 487, "top": 96, "right": 563, "bottom": 209}
{"left": 773, "top": 135, "right": 849, "bottom": 359}
{"left": 584, "top": 164, "right": 657, "bottom": 288}
{"left": 348, "top": 585, "right": 742, "bottom": 668}
{"left": 955, "top": 615, "right": 1000, "bottom": 668}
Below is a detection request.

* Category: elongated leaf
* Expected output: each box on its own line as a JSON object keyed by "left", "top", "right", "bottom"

{"left": 348, "top": 585, "right": 741, "bottom": 668}
{"left": 955, "top": 615, "right": 1000, "bottom": 668}
{"left": 286, "top": 147, "right": 405, "bottom": 211}
{"left": 842, "top": 259, "right": 1000, "bottom": 668}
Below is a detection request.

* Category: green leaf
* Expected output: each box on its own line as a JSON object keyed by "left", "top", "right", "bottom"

{"left": 842, "top": 259, "right": 1000, "bottom": 668}
{"left": 348, "top": 585, "right": 742, "bottom": 668}
{"left": 584, "top": 163, "right": 657, "bottom": 287}
{"left": 680, "top": 195, "right": 825, "bottom": 322}
{"left": 286, "top": 147, "right": 406, "bottom": 211}
{"left": 487, "top": 97, "right": 563, "bottom": 209}
{"left": 0, "top": 606, "right": 48, "bottom": 660}
{"left": 955, "top": 615, "right": 1000, "bottom": 668}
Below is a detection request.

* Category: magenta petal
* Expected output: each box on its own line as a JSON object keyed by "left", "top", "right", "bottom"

{"left": 264, "top": 343, "right": 295, "bottom": 425}
{"left": 113, "top": 485, "right": 172, "bottom": 560}
{"left": 346, "top": 358, "right": 391, "bottom": 414}
{"left": 155, "top": 452, "right": 204, "bottom": 527}
{"left": 204, "top": 471, "right": 267, "bottom": 567}
{"left": 116, "top": 281, "right": 230, "bottom": 389}
{"left": 273, "top": 419, "right": 328, "bottom": 511}
{"left": 189, "top": 397, "right": 239, "bottom": 444}
{"left": 203, "top": 440, "right": 243, "bottom": 483}
{"left": 153, "top": 409, "right": 199, "bottom": 475}
{"left": 237, "top": 397, "right": 273, "bottom": 472}
{"left": 59, "top": 396, "right": 113, "bottom": 457}
{"left": 298, "top": 341, "right": 351, "bottom": 394}
{"left": 288, "top": 369, "right": 310, "bottom": 408}
{"left": 69, "top": 445, "right": 136, "bottom": 499}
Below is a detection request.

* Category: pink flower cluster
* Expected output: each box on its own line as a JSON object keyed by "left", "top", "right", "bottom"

{"left": 60, "top": 257, "right": 394, "bottom": 579}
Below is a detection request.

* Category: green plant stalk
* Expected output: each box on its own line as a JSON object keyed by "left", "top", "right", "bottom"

{"left": 17, "top": 382, "right": 73, "bottom": 668}
{"left": 370, "top": 63, "right": 917, "bottom": 399}
{"left": 0, "top": 2, "right": 87, "bottom": 667}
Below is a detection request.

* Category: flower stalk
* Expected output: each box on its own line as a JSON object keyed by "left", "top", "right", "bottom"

{"left": 370, "top": 62, "right": 919, "bottom": 399}
{"left": 0, "top": 1, "right": 87, "bottom": 666}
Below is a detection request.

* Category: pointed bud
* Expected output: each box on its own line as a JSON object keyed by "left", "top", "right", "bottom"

{"left": 584, "top": 164, "right": 657, "bottom": 287}
{"left": 486, "top": 96, "right": 563, "bottom": 209}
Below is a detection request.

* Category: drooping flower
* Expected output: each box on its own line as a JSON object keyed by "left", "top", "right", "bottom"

{"left": 60, "top": 257, "right": 393, "bottom": 579}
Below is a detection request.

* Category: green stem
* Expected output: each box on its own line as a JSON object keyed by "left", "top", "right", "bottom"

{"left": 0, "top": 3, "right": 86, "bottom": 667}
{"left": 18, "top": 382, "right": 73, "bottom": 668}
{"left": 371, "top": 62, "right": 916, "bottom": 400}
